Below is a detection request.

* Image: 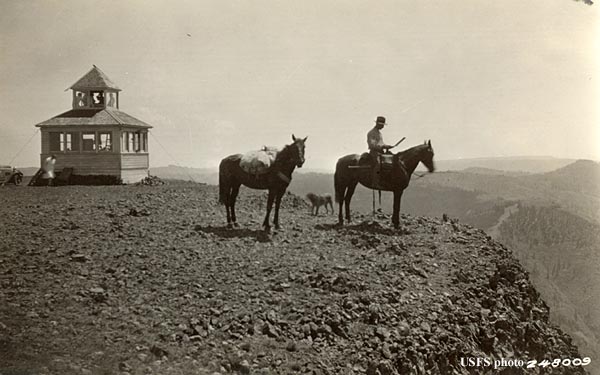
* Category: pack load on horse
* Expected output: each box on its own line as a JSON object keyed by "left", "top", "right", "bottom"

{"left": 219, "top": 135, "right": 307, "bottom": 231}
{"left": 239, "top": 146, "right": 279, "bottom": 175}
{"left": 334, "top": 116, "right": 435, "bottom": 228}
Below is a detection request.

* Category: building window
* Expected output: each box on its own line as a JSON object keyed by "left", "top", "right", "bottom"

{"left": 60, "top": 133, "right": 70, "bottom": 151}
{"left": 135, "top": 132, "right": 141, "bottom": 152}
{"left": 60, "top": 133, "right": 79, "bottom": 151}
{"left": 49, "top": 132, "right": 61, "bottom": 152}
{"left": 73, "top": 91, "right": 88, "bottom": 108}
{"left": 106, "top": 92, "right": 117, "bottom": 108}
{"left": 99, "top": 132, "right": 112, "bottom": 152}
{"left": 82, "top": 133, "right": 96, "bottom": 151}
{"left": 120, "top": 131, "right": 147, "bottom": 153}
{"left": 121, "top": 132, "right": 128, "bottom": 152}
{"left": 128, "top": 132, "right": 135, "bottom": 152}
{"left": 90, "top": 91, "right": 104, "bottom": 107}
{"left": 141, "top": 132, "right": 148, "bottom": 152}
{"left": 69, "top": 132, "right": 80, "bottom": 152}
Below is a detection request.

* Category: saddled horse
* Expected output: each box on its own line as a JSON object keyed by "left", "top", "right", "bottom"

{"left": 219, "top": 135, "right": 307, "bottom": 230}
{"left": 334, "top": 140, "right": 435, "bottom": 228}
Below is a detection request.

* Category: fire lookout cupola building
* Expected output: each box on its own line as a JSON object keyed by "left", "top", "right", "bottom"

{"left": 35, "top": 65, "right": 152, "bottom": 183}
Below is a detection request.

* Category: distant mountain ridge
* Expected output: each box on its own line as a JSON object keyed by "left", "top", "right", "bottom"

{"left": 434, "top": 156, "right": 577, "bottom": 173}
{"left": 18, "top": 156, "right": 582, "bottom": 177}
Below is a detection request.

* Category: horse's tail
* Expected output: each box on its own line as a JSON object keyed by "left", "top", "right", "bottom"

{"left": 218, "top": 159, "right": 229, "bottom": 205}
{"left": 334, "top": 163, "right": 344, "bottom": 204}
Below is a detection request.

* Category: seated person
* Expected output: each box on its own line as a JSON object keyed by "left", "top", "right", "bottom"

{"left": 367, "top": 116, "right": 394, "bottom": 186}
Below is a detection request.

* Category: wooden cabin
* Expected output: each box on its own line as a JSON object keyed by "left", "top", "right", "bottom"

{"left": 35, "top": 65, "right": 152, "bottom": 183}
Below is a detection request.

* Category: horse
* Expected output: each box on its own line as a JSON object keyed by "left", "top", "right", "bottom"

{"left": 334, "top": 140, "right": 435, "bottom": 228}
{"left": 219, "top": 134, "right": 307, "bottom": 230}
{"left": 306, "top": 193, "right": 334, "bottom": 215}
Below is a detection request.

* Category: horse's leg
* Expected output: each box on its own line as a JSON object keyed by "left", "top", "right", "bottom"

{"left": 392, "top": 190, "right": 403, "bottom": 229}
{"left": 263, "top": 189, "right": 275, "bottom": 230}
{"left": 230, "top": 183, "right": 241, "bottom": 227}
{"left": 337, "top": 187, "right": 346, "bottom": 225}
{"left": 316, "top": 204, "right": 320, "bottom": 216}
{"left": 224, "top": 186, "right": 233, "bottom": 228}
{"left": 345, "top": 182, "right": 358, "bottom": 223}
{"left": 273, "top": 190, "right": 283, "bottom": 230}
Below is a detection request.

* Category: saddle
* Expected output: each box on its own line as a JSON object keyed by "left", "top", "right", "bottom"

{"left": 359, "top": 152, "right": 395, "bottom": 190}
{"left": 240, "top": 146, "right": 279, "bottom": 175}
{"left": 359, "top": 152, "right": 394, "bottom": 169}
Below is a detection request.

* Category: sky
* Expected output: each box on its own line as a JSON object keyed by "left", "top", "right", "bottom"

{"left": 0, "top": 0, "right": 598, "bottom": 170}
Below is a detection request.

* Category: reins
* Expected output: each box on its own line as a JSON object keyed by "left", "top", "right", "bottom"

{"left": 397, "top": 157, "right": 428, "bottom": 179}
{"left": 396, "top": 146, "right": 430, "bottom": 179}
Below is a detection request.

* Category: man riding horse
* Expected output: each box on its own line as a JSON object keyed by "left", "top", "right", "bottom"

{"left": 334, "top": 115, "right": 434, "bottom": 228}
{"left": 367, "top": 116, "right": 398, "bottom": 187}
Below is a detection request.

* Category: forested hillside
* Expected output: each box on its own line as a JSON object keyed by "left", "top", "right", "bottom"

{"left": 498, "top": 205, "right": 600, "bottom": 371}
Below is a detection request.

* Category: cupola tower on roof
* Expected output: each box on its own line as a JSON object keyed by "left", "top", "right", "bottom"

{"left": 69, "top": 65, "right": 121, "bottom": 110}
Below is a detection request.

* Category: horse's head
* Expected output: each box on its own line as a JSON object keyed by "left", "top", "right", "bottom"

{"left": 420, "top": 140, "right": 435, "bottom": 172}
{"left": 290, "top": 134, "right": 308, "bottom": 168}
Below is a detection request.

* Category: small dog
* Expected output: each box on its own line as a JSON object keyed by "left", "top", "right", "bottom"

{"left": 306, "top": 193, "right": 334, "bottom": 215}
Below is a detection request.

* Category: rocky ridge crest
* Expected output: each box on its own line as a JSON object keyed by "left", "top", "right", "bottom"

{"left": 0, "top": 181, "right": 587, "bottom": 374}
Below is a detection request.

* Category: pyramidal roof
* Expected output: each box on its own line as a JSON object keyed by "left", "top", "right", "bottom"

{"left": 68, "top": 65, "right": 121, "bottom": 91}
{"left": 35, "top": 107, "right": 152, "bottom": 129}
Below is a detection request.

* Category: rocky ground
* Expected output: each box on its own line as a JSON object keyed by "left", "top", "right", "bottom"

{"left": 0, "top": 181, "right": 589, "bottom": 375}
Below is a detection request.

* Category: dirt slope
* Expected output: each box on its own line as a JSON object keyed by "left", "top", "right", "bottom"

{"left": 0, "top": 181, "right": 589, "bottom": 375}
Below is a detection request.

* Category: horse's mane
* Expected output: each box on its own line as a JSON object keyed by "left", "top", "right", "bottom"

{"left": 394, "top": 143, "right": 428, "bottom": 159}
{"left": 272, "top": 142, "right": 296, "bottom": 166}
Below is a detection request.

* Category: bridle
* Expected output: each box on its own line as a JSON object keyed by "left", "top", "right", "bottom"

{"left": 396, "top": 155, "right": 430, "bottom": 179}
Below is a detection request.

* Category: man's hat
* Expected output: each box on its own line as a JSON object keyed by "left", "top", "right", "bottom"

{"left": 375, "top": 116, "right": 387, "bottom": 125}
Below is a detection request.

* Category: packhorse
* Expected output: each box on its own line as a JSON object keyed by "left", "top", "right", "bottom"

{"left": 219, "top": 135, "right": 307, "bottom": 230}
{"left": 334, "top": 140, "right": 435, "bottom": 228}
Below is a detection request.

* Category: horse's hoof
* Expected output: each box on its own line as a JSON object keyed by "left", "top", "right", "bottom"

{"left": 233, "top": 222, "right": 240, "bottom": 228}
{"left": 227, "top": 223, "right": 234, "bottom": 229}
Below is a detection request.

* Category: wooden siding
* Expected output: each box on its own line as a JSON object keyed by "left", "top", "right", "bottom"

{"left": 38, "top": 128, "right": 149, "bottom": 179}
{"left": 41, "top": 132, "right": 49, "bottom": 154}
{"left": 121, "top": 169, "right": 148, "bottom": 184}
{"left": 121, "top": 154, "right": 149, "bottom": 170}
{"left": 42, "top": 153, "right": 121, "bottom": 175}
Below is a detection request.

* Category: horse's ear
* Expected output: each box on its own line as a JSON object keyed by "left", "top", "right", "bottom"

{"left": 303, "top": 136, "right": 308, "bottom": 142}
{"left": 292, "top": 134, "right": 297, "bottom": 141}
{"left": 428, "top": 139, "right": 431, "bottom": 147}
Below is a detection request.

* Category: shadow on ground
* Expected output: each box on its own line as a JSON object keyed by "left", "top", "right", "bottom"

{"left": 194, "top": 225, "right": 272, "bottom": 242}
{"left": 314, "top": 220, "right": 401, "bottom": 236}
